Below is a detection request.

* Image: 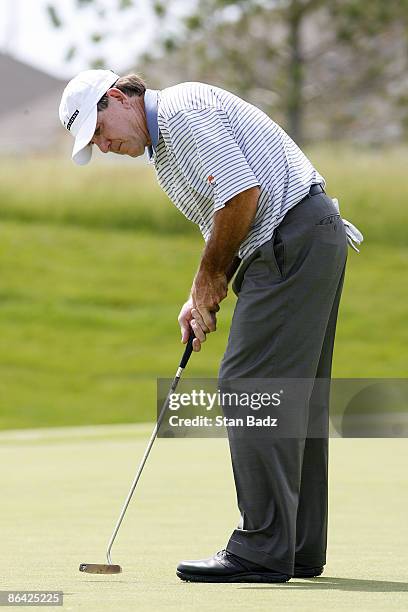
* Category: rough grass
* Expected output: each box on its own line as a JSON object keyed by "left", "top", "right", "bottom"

{"left": 1, "top": 148, "right": 408, "bottom": 244}
{"left": 0, "top": 158, "right": 193, "bottom": 234}
{"left": 309, "top": 145, "right": 408, "bottom": 247}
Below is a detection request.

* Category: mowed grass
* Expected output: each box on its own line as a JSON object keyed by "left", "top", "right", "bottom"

{"left": 0, "top": 427, "right": 407, "bottom": 611}
{"left": 0, "top": 150, "right": 407, "bottom": 429}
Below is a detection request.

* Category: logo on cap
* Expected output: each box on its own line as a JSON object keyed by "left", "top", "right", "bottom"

{"left": 67, "top": 109, "right": 79, "bottom": 131}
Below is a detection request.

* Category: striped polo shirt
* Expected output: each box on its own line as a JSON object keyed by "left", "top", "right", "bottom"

{"left": 144, "top": 83, "right": 325, "bottom": 261}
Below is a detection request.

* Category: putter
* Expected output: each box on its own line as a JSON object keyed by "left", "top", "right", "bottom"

{"left": 79, "top": 331, "right": 195, "bottom": 575}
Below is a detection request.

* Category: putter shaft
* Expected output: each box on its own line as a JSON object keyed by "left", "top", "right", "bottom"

{"left": 106, "top": 334, "right": 195, "bottom": 565}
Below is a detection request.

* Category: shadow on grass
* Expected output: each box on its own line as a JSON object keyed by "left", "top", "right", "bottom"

{"left": 241, "top": 576, "right": 408, "bottom": 592}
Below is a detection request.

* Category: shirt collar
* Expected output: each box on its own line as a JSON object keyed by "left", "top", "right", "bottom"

{"left": 144, "top": 88, "right": 160, "bottom": 162}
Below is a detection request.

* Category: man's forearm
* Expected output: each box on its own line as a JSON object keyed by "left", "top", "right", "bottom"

{"left": 199, "top": 186, "right": 260, "bottom": 277}
{"left": 187, "top": 186, "right": 259, "bottom": 337}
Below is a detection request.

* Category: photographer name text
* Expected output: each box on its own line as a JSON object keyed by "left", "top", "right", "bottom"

{"left": 168, "top": 415, "right": 278, "bottom": 428}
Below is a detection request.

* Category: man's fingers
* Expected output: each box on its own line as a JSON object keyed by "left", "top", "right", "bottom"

{"left": 197, "top": 306, "right": 217, "bottom": 331}
{"left": 190, "top": 318, "right": 206, "bottom": 343}
{"left": 179, "top": 291, "right": 220, "bottom": 351}
{"left": 178, "top": 306, "right": 193, "bottom": 344}
{"left": 191, "top": 308, "right": 210, "bottom": 333}
{"left": 181, "top": 326, "right": 190, "bottom": 343}
{"left": 178, "top": 318, "right": 190, "bottom": 343}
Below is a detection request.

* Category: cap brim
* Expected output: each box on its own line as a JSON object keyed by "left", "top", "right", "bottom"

{"left": 72, "top": 106, "right": 97, "bottom": 166}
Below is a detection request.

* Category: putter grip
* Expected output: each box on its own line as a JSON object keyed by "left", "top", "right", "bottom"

{"left": 179, "top": 331, "right": 195, "bottom": 369}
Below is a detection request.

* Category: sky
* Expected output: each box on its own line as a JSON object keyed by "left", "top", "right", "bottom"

{"left": 0, "top": 0, "right": 161, "bottom": 78}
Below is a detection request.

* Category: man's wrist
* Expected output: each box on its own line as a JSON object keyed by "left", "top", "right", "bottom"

{"left": 199, "top": 254, "right": 228, "bottom": 276}
{"left": 198, "top": 255, "right": 239, "bottom": 283}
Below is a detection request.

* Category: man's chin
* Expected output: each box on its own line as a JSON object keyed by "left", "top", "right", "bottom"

{"left": 112, "top": 147, "right": 140, "bottom": 158}
{"left": 112, "top": 149, "right": 131, "bottom": 157}
{"left": 127, "top": 149, "right": 143, "bottom": 158}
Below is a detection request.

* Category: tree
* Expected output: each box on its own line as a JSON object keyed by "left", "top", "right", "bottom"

{"left": 48, "top": 0, "right": 408, "bottom": 144}
{"left": 145, "top": 0, "right": 328, "bottom": 144}
{"left": 46, "top": 0, "right": 138, "bottom": 69}
{"left": 145, "top": 0, "right": 408, "bottom": 143}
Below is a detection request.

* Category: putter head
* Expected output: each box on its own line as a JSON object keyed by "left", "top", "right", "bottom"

{"left": 79, "top": 563, "right": 122, "bottom": 574}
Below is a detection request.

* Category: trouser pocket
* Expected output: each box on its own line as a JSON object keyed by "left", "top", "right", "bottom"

{"left": 272, "top": 228, "right": 285, "bottom": 277}
{"left": 316, "top": 214, "right": 340, "bottom": 225}
{"left": 232, "top": 248, "right": 261, "bottom": 295}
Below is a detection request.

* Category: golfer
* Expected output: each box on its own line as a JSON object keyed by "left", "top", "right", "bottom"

{"left": 59, "top": 69, "right": 357, "bottom": 583}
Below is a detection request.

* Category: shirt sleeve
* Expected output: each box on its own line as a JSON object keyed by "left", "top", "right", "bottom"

{"left": 166, "top": 107, "right": 260, "bottom": 212}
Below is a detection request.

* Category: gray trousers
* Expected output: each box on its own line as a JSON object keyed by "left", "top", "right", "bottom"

{"left": 219, "top": 191, "right": 348, "bottom": 575}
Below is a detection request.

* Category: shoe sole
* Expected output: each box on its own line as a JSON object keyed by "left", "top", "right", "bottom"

{"left": 176, "top": 570, "right": 290, "bottom": 583}
{"left": 293, "top": 567, "right": 324, "bottom": 578}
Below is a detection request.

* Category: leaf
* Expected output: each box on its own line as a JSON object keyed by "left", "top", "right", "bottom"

{"left": 90, "top": 58, "right": 107, "bottom": 69}
{"left": 153, "top": 2, "right": 166, "bottom": 18}
{"left": 90, "top": 32, "right": 104, "bottom": 43}
{"left": 140, "top": 51, "right": 153, "bottom": 64}
{"left": 46, "top": 5, "right": 62, "bottom": 28}
{"left": 65, "top": 46, "right": 77, "bottom": 62}
{"left": 184, "top": 15, "right": 202, "bottom": 31}
{"left": 163, "top": 37, "right": 177, "bottom": 53}
{"left": 119, "top": 0, "right": 133, "bottom": 8}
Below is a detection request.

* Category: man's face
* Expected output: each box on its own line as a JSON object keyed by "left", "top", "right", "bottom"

{"left": 90, "top": 89, "right": 149, "bottom": 158}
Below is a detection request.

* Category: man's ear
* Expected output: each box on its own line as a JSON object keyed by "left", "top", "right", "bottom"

{"left": 107, "top": 87, "right": 130, "bottom": 107}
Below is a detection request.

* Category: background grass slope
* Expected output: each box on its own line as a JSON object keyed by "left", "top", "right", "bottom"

{"left": 0, "top": 149, "right": 407, "bottom": 429}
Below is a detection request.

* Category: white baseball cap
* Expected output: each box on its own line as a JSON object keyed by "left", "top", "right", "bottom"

{"left": 59, "top": 69, "right": 120, "bottom": 165}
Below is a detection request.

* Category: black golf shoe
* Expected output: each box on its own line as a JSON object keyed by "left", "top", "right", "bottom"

{"left": 293, "top": 563, "right": 324, "bottom": 578}
{"left": 176, "top": 549, "right": 290, "bottom": 583}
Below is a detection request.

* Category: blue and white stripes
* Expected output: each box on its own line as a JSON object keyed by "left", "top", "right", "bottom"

{"left": 150, "top": 82, "right": 325, "bottom": 260}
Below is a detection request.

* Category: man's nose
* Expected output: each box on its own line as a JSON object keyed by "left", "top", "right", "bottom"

{"left": 98, "top": 138, "right": 110, "bottom": 153}
{"left": 94, "top": 137, "right": 110, "bottom": 153}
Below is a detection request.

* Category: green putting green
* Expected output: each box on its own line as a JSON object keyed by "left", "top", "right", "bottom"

{"left": 0, "top": 426, "right": 407, "bottom": 611}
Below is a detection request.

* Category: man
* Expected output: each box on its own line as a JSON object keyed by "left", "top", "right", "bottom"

{"left": 59, "top": 69, "right": 356, "bottom": 584}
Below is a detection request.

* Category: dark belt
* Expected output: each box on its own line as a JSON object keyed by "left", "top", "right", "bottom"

{"left": 308, "top": 183, "right": 325, "bottom": 196}
{"left": 288, "top": 183, "right": 326, "bottom": 216}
